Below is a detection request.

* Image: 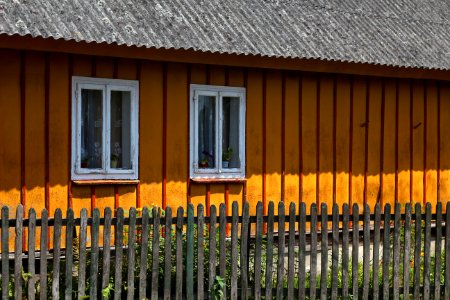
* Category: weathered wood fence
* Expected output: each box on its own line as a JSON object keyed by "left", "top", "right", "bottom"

{"left": 1, "top": 201, "right": 450, "bottom": 299}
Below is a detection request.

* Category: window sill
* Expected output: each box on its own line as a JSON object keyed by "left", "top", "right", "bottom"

{"left": 72, "top": 179, "right": 140, "bottom": 186}
{"left": 190, "top": 178, "right": 246, "bottom": 184}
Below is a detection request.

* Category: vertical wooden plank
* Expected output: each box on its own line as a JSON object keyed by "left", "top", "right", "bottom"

{"left": 101, "top": 208, "right": 112, "bottom": 299}
{"left": 126, "top": 208, "right": 136, "bottom": 300}
{"left": 1, "top": 207, "right": 9, "bottom": 299}
{"left": 176, "top": 207, "right": 184, "bottom": 300}
{"left": 403, "top": 204, "right": 412, "bottom": 299}
{"left": 113, "top": 208, "right": 124, "bottom": 300}
{"left": 90, "top": 208, "right": 100, "bottom": 300}
{"left": 77, "top": 209, "right": 88, "bottom": 299}
{"left": 14, "top": 205, "right": 23, "bottom": 300}
{"left": 423, "top": 203, "right": 432, "bottom": 300}
{"left": 208, "top": 206, "right": 216, "bottom": 297}
{"left": 151, "top": 208, "right": 161, "bottom": 300}
{"left": 310, "top": 204, "right": 318, "bottom": 300}
{"left": 298, "top": 202, "right": 306, "bottom": 300}
{"left": 372, "top": 203, "right": 381, "bottom": 299}
{"left": 276, "top": 202, "right": 285, "bottom": 300}
{"left": 445, "top": 202, "right": 450, "bottom": 300}
{"left": 187, "top": 204, "right": 194, "bottom": 300}
{"left": 241, "top": 202, "right": 250, "bottom": 300}
{"left": 65, "top": 208, "right": 74, "bottom": 300}
{"left": 219, "top": 203, "right": 227, "bottom": 299}
{"left": 398, "top": 79, "right": 411, "bottom": 206}
{"left": 434, "top": 202, "right": 442, "bottom": 299}
{"left": 392, "top": 204, "right": 401, "bottom": 300}
{"left": 413, "top": 203, "right": 421, "bottom": 299}
{"left": 138, "top": 207, "right": 149, "bottom": 300}
{"left": 320, "top": 203, "right": 328, "bottom": 300}
{"left": 265, "top": 202, "right": 275, "bottom": 300}
{"left": 331, "top": 203, "right": 339, "bottom": 300}
{"left": 197, "top": 205, "right": 205, "bottom": 300}
{"left": 382, "top": 204, "right": 391, "bottom": 300}
{"left": 288, "top": 202, "right": 296, "bottom": 300}
{"left": 352, "top": 204, "right": 359, "bottom": 299}
{"left": 39, "top": 209, "right": 48, "bottom": 300}
{"left": 362, "top": 204, "right": 370, "bottom": 300}
{"left": 254, "top": 202, "right": 263, "bottom": 300}
{"left": 163, "top": 207, "right": 172, "bottom": 300}
{"left": 27, "top": 208, "right": 36, "bottom": 300}
{"left": 52, "top": 209, "right": 62, "bottom": 300}
{"left": 342, "top": 204, "right": 350, "bottom": 299}
{"left": 231, "top": 202, "right": 239, "bottom": 300}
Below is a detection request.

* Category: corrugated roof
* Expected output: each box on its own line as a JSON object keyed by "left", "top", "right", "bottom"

{"left": 2, "top": 0, "right": 450, "bottom": 70}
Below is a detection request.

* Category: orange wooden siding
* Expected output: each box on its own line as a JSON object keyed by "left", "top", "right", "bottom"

{"left": 0, "top": 49, "right": 449, "bottom": 218}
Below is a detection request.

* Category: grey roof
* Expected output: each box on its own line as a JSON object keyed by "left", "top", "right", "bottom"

{"left": 2, "top": 0, "right": 450, "bottom": 70}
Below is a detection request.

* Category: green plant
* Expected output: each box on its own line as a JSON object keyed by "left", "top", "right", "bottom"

{"left": 209, "top": 276, "right": 225, "bottom": 300}
{"left": 222, "top": 147, "right": 233, "bottom": 161}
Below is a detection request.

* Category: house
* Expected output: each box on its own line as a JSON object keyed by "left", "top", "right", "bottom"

{"left": 1, "top": 0, "right": 450, "bottom": 218}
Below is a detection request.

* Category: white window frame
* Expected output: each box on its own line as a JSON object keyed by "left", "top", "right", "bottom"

{"left": 190, "top": 84, "right": 246, "bottom": 179}
{"left": 71, "top": 76, "right": 139, "bottom": 180}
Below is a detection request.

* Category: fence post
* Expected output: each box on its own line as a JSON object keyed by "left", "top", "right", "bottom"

{"left": 298, "top": 202, "right": 306, "bottom": 300}
{"left": 402, "top": 204, "right": 412, "bottom": 299}
{"left": 126, "top": 208, "right": 137, "bottom": 300}
{"left": 372, "top": 203, "right": 381, "bottom": 299}
{"left": 382, "top": 204, "right": 391, "bottom": 300}
{"left": 423, "top": 203, "right": 432, "bottom": 300}
{"left": 254, "top": 202, "right": 263, "bottom": 300}
{"left": 101, "top": 207, "right": 112, "bottom": 300}
{"left": 331, "top": 203, "right": 339, "bottom": 300}
{"left": 392, "top": 203, "right": 401, "bottom": 300}
{"left": 342, "top": 204, "right": 349, "bottom": 300}
{"left": 113, "top": 208, "right": 124, "bottom": 300}
{"left": 352, "top": 204, "right": 359, "bottom": 300}
{"left": 176, "top": 206, "right": 184, "bottom": 300}
{"left": 89, "top": 208, "right": 100, "bottom": 300}
{"left": 219, "top": 203, "right": 227, "bottom": 299}
{"left": 52, "top": 209, "right": 62, "bottom": 300}
{"left": 39, "top": 209, "right": 48, "bottom": 300}
{"left": 14, "top": 205, "right": 23, "bottom": 300}
{"left": 241, "top": 201, "right": 250, "bottom": 300}
{"left": 434, "top": 202, "right": 442, "bottom": 299}
{"left": 27, "top": 208, "right": 36, "bottom": 300}
{"left": 163, "top": 207, "right": 172, "bottom": 300}
{"left": 138, "top": 206, "right": 149, "bottom": 300}
{"left": 362, "top": 204, "right": 370, "bottom": 300}
{"left": 287, "top": 202, "right": 296, "bottom": 300}
{"left": 197, "top": 204, "right": 205, "bottom": 300}
{"left": 231, "top": 202, "right": 239, "bottom": 300}
{"left": 413, "top": 203, "right": 422, "bottom": 299}
{"left": 265, "top": 202, "right": 275, "bottom": 300}
{"left": 276, "top": 201, "right": 285, "bottom": 300}
{"left": 186, "top": 204, "right": 194, "bottom": 300}
{"left": 65, "top": 208, "right": 74, "bottom": 300}
{"left": 310, "top": 203, "right": 318, "bottom": 300}
{"left": 320, "top": 203, "right": 328, "bottom": 300}
{"left": 1, "top": 206, "right": 9, "bottom": 300}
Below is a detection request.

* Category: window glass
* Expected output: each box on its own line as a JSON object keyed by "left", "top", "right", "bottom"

{"left": 110, "top": 90, "right": 132, "bottom": 169}
{"left": 222, "top": 96, "right": 240, "bottom": 169}
{"left": 81, "top": 89, "right": 103, "bottom": 169}
{"left": 198, "top": 95, "right": 216, "bottom": 169}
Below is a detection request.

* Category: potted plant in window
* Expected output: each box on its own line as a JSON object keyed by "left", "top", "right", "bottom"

{"left": 222, "top": 147, "right": 233, "bottom": 168}
{"left": 199, "top": 157, "right": 209, "bottom": 168}
{"left": 111, "top": 154, "right": 119, "bottom": 168}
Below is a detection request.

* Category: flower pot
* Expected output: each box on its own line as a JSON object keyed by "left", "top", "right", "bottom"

{"left": 222, "top": 161, "right": 229, "bottom": 168}
{"left": 111, "top": 160, "right": 118, "bottom": 168}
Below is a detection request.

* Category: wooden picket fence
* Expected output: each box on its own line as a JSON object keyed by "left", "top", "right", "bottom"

{"left": 1, "top": 201, "right": 450, "bottom": 299}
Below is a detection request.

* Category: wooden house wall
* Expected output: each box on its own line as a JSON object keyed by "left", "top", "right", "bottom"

{"left": 0, "top": 48, "right": 449, "bottom": 220}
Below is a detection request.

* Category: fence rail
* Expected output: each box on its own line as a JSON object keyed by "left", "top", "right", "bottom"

{"left": 1, "top": 201, "right": 450, "bottom": 299}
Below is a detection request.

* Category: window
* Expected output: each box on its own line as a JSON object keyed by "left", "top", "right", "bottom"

{"left": 71, "top": 77, "right": 139, "bottom": 180}
{"left": 190, "top": 84, "right": 246, "bottom": 179}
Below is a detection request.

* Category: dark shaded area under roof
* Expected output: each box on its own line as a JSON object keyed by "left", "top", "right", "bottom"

{"left": 1, "top": 0, "right": 450, "bottom": 70}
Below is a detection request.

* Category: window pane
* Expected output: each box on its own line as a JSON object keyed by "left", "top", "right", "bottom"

{"left": 222, "top": 96, "right": 240, "bottom": 169}
{"left": 198, "top": 95, "right": 216, "bottom": 169}
{"left": 110, "top": 90, "right": 132, "bottom": 169}
{"left": 81, "top": 89, "right": 103, "bottom": 169}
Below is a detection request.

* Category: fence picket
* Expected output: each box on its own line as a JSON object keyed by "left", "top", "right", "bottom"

{"left": 126, "top": 208, "right": 137, "bottom": 300}
{"left": 310, "top": 204, "right": 318, "bottom": 300}
{"left": 265, "top": 201, "right": 275, "bottom": 300}
{"left": 1, "top": 206, "right": 9, "bottom": 300}
{"left": 219, "top": 203, "right": 227, "bottom": 299}
{"left": 331, "top": 203, "right": 339, "bottom": 300}
{"left": 77, "top": 209, "right": 87, "bottom": 299}
{"left": 197, "top": 204, "right": 205, "bottom": 300}
{"left": 446, "top": 202, "right": 450, "bottom": 300}
{"left": 320, "top": 203, "right": 328, "bottom": 300}
{"left": 382, "top": 204, "right": 391, "bottom": 300}
{"left": 90, "top": 208, "right": 100, "bottom": 300}
{"left": 151, "top": 207, "right": 161, "bottom": 300}
{"left": 276, "top": 202, "right": 285, "bottom": 300}
{"left": 254, "top": 202, "right": 263, "bottom": 300}
{"left": 392, "top": 203, "right": 400, "bottom": 300}
{"left": 423, "top": 203, "right": 431, "bottom": 300}
{"left": 13, "top": 205, "right": 23, "bottom": 300}
{"left": 231, "top": 202, "right": 239, "bottom": 300}
{"left": 352, "top": 204, "right": 359, "bottom": 300}
{"left": 65, "top": 208, "right": 74, "bottom": 300}
{"left": 39, "top": 209, "right": 48, "bottom": 300}
{"left": 413, "top": 203, "right": 421, "bottom": 299}
{"left": 434, "top": 202, "right": 442, "bottom": 299}
{"left": 113, "top": 208, "right": 124, "bottom": 300}
{"left": 138, "top": 206, "right": 149, "bottom": 300}
{"left": 298, "top": 202, "right": 306, "bottom": 300}
{"left": 403, "top": 204, "right": 412, "bottom": 300}
{"left": 287, "top": 202, "right": 296, "bottom": 300}
{"left": 372, "top": 203, "right": 381, "bottom": 299}
{"left": 208, "top": 205, "right": 216, "bottom": 298}
{"left": 163, "top": 207, "right": 172, "bottom": 300}
{"left": 102, "top": 208, "right": 112, "bottom": 300}
{"left": 187, "top": 204, "right": 194, "bottom": 300}
{"left": 52, "top": 209, "right": 62, "bottom": 300}
{"left": 176, "top": 207, "right": 184, "bottom": 300}
{"left": 27, "top": 208, "right": 36, "bottom": 300}
{"left": 241, "top": 202, "right": 250, "bottom": 300}
{"left": 342, "top": 204, "right": 349, "bottom": 300}
{"left": 362, "top": 204, "right": 370, "bottom": 300}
